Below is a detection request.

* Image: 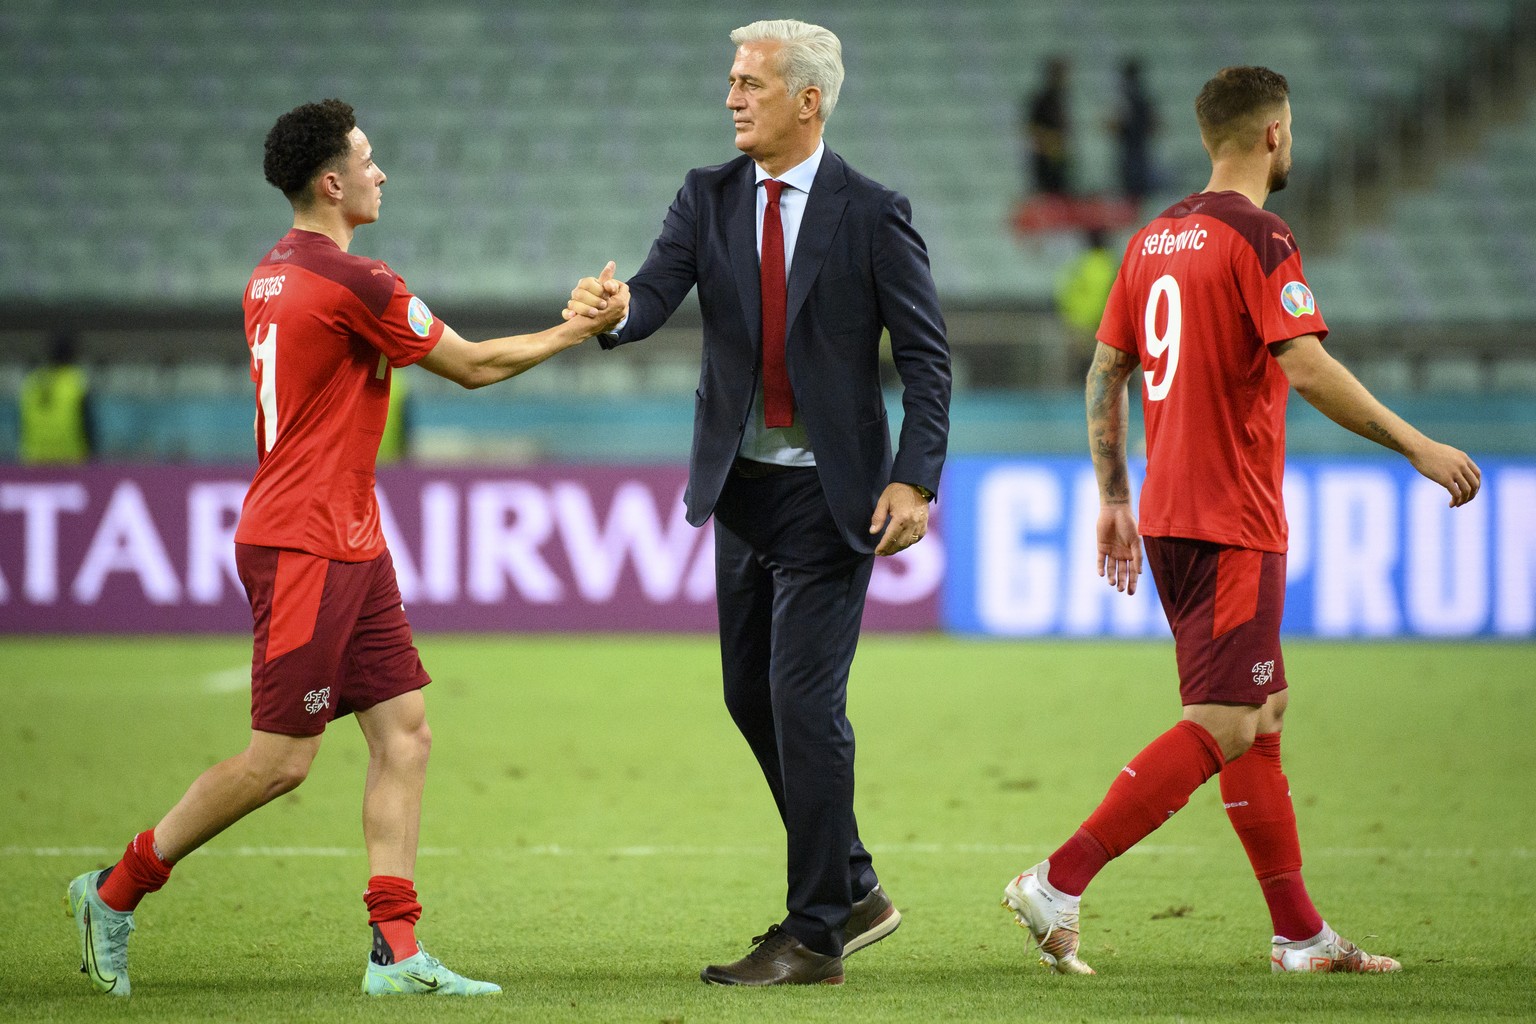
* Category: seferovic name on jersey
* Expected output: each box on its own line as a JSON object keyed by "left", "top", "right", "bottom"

{"left": 1142, "top": 225, "right": 1207, "bottom": 256}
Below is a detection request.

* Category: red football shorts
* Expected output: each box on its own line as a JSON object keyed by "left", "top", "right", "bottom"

{"left": 1143, "top": 536, "right": 1287, "bottom": 707}
{"left": 235, "top": 544, "right": 430, "bottom": 737}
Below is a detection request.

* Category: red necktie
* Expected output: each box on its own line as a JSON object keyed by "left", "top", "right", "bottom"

{"left": 760, "top": 178, "right": 793, "bottom": 427}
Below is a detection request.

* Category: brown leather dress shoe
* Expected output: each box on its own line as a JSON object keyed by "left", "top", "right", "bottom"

{"left": 843, "top": 883, "right": 902, "bottom": 955}
{"left": 700, "top": 925, "right": 845, "bottom": 986}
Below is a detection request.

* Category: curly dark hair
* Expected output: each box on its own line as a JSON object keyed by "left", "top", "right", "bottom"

{"left": 263, "top": 98, "right": 357, "bottom": 202}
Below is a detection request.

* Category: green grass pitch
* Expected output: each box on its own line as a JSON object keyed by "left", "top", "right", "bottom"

{"left": 2, "top": 634, "right": 1532, "bottom": 1022}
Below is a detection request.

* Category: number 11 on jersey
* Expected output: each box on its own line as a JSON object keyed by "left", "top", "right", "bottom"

{"left": 251, "top": 323, "right": 279, "bottom": 452}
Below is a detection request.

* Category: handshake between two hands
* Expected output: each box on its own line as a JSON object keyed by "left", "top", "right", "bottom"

{"left": 562, "top": 261, "right": 630, "bottom": 336}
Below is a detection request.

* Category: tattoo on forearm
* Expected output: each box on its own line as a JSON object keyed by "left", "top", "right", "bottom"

{"left": 1090, "top": 430, "right": 1130, "bottom": 502}
{"left": 1087, "top": 373, "right": 1110, "bottom": 418}
{"left": 1085, "top": 348, "right": 1135, "bottom": 420}
{"left": 1365, "top": 420, "right": 1405, "bottom": 453}
{"left": 1086, "top": 346, "right": 1136, "bottom": 504}
{"left": 1101, "top": 475, "right": 1131, "bottom": 503}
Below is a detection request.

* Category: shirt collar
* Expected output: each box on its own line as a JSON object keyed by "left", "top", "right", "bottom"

{"left": 286, "top": 227, "right": 338, "bottom": 248}
{"left": 754, "top": 140, "right": 825, "bottom": 194}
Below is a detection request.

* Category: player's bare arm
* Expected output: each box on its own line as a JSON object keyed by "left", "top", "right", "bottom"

{"left": 420, "top": 263, "right": 628, "bottom": 389}
{"left": 1086, "top": 341, "right": 1143, "bottom": 593}
{"left": 1086, "top": 342, "right": 1139, "bottom": 504}
{"left": 1273, "top": 334, "right": 1481, "bottom": 507}
{"left": 418, "top": 318, "right": 609, "bottom": 390}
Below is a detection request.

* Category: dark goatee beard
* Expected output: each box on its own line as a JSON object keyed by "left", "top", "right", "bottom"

{"left": 1269, "top": 168, "right": 1289, "bottom": 193}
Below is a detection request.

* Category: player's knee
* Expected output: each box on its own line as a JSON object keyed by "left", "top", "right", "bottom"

{"left": 1258, "top": 690, "right": 1289, "bottom": 734}
{"left": 1185, "top": 707, "right": 1260, "bottom": 762}
{"left": 385, "top": 718, "right": 432, "bottom": 771}
{"left": 411, "top": 719, "right": 432, "bottom": 766}
{"left": 268, "top": 763, "right": 310, "bottom": 797}
{"left": 1222, "top": 714, "right": 1264, "bottom": 760}
{"left": 239, "top": 736, "right": 318, "bottom": 797}
{"left": 234, "top": 756, "right": 309, "bottom": 802}
{"left": 1222, "top": 729, "right": 1257, "bottom": 762}
{"left": 263, "top": 750, "right": 317, "bottom": 795}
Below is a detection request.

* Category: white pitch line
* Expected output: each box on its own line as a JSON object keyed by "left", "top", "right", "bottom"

{"left": 2, "top": 846, "right": 462, "bottom": 859}
{"left": 202, "top": 666, "right": 251, "bottom": 694}
{"left": 5, "top": 843, "right": 1531, "bottom": 859}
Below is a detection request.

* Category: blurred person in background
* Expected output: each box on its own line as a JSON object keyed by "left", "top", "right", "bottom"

{"left": 567, "top": 17, "right": 950, "bottom": 987}
{"left": 19, "top": 330, "right": 95, "bottom": 464}
{"left": 67, "top": 98, "right": 627, "bottom": 999}
{"left": 1023, "top": 55, "right": 1073, "bottom": 198}
{"left": 1054, "top": 228, "right": 1118, "bottom": 380}
{"left": 1002, "top": 66, "right": 1480, "bottom": 976}
{"left": 1109, "top": 57, "right": 1159, "bottom": 206}
{"left": 375, "top": 367, "right": 412, "bottom": 464}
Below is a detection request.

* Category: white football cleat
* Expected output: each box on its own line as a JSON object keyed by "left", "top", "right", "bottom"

{"left": 1271, "top": 923, "right": 1402, "bottom": 973}
{"left": 1001, "top": 861, "right": 1095, "bottom": 975}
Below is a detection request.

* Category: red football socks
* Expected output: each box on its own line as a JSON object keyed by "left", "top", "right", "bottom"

{"left": 1049, "top": 720, "right": 1226, "bottom": 897}
{"left": 1045, "top": 827, "right": 1111, "bottom": 897}
{"left": 364, "top": 875, "right": 422, "bottom": 964}
{"left": 1220, "top": 732, "right": 1324, "bottom": 941}
{"left": 96, "top": 829, "right": 174, "bottom": 912}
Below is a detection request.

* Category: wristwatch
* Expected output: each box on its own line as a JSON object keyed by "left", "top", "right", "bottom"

{"left": 909, "top": 483, "right": 936, "bottom": 502}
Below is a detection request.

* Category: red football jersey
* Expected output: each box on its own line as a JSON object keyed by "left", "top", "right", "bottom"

{"left": 1097, "top": 191, "right": 1328, "bottom": 552}
{"left": 236, "top": 229, "right": 442, "bottom": 561}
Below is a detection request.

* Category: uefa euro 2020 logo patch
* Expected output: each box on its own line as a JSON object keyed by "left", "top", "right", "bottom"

{"left": 1279, "top": 281, "right": 1315, "bottom": 319}
{"left": 407, "top": 296, "right": 434, "bottom": 338}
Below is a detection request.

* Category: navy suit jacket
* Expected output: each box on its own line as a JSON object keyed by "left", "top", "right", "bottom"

{"left": 602, "top": 147, "right": 951, "bottom": 554}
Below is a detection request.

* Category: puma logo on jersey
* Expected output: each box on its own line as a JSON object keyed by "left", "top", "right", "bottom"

{"left": 1271, "top": 231, "right": 1295, "bottom": 250}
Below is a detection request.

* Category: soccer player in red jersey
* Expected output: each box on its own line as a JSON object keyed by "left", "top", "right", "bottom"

{"left": 67, "top": 99, "right": 628, "bottom": 997}
{"left": 1002, "top": 67, "right": 1481, "bottom": 975}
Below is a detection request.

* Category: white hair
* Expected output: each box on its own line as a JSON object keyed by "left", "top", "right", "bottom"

{"left": 730, "top": 19, "right": 844, "bottom": 121}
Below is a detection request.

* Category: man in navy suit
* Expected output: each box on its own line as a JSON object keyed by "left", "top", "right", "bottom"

{"left": 568, "top": 18, "right": 950, "bottom": 986}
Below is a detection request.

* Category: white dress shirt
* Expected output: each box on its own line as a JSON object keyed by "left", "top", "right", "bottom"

{"left": 738, "top": 140, "right": 824, "bottom": 467}
{"left": 616, "top": 141, "right": 826, "bottom": 468}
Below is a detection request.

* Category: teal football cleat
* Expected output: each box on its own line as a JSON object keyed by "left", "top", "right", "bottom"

{"left": 362, "top": 945, "right": 501, "bottom": 996}
{"left": 67, "top": 871, "right": 135, "bottom": 996}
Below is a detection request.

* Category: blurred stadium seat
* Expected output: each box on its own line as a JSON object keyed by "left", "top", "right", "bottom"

{"left": 0, "top": 0, "right": 1523, "bottom": 306}
{"left": 0, "top": 0, "right": 1532, "bottom": 461}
